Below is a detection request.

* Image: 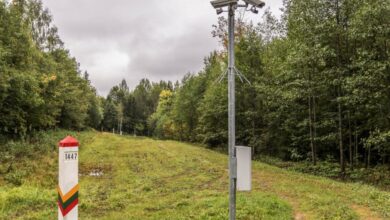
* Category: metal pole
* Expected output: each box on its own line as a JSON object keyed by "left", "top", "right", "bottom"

{"left": 228, "top": 4, "right": 236, "bottom": 220}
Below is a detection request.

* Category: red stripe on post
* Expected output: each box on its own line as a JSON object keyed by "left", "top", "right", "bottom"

{"left": 58, "top": 198, "right": 78, "bottom": 216}
{"left": 59, "top": 136, "right": 79, "bottom": 147}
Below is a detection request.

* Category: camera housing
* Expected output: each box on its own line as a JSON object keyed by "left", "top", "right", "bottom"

{"left": 242, "top": 0, "right": 265, "bottom": 8}
{"left": 210, "top": 0, "right": 238, "bottom": 9}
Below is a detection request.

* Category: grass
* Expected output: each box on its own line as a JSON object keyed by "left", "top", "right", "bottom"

{"left": 256, "top": 155, "right": 390, "bottom": 191}
{"left": 0, "top": 131, "right": 389, "bottom": 219}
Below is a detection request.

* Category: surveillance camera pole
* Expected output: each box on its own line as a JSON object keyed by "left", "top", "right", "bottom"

{"left": 227, "top": 4, "right": 237, "bottom": 220}
{"left": 211, "top": 1, "right": 264, "bottom": 219}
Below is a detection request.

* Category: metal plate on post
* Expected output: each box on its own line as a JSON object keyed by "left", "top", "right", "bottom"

{"left": 236, "top": 146, "right": 251, "bottom": 191}
{"left": 232, "top": 156, "right": 237, "bottom": 179}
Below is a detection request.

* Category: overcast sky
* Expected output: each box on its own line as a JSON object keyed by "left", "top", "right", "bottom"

{"left": 41, "top": 0, "right": 283, "bottom": 96}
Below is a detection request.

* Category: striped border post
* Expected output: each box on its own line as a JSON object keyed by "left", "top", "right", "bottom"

{"left": 58, "top": 136, "right": 79, "bottom": 220}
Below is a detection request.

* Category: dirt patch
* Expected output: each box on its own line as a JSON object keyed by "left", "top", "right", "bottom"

{"left": 252, "top": 171, "right": 309, "bottom": 219}
{"left": 80, "top": 163, "right": 112, "bottom": 178}
{"left": 351, "top": 204, "right": 383, "bottom": 220}
{"left": 295, "top": 212, "right": 305, "bottom": 220}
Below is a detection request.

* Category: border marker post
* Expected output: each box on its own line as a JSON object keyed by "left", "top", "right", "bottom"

{"left": 58, "top": 136, "right": 79, "bottom": 220}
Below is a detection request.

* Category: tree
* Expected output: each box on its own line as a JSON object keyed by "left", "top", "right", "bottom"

{"left": 149, "top": 90, "right": 175, "bottom": 139}
{"left": 103, "top": 98, "right": 118, "bottom": 132}
{"left": 0, "top": 0, "right": 100, "bottom": 137}
{"left": 86, "top": 94, "right": 103, "bottom": 129}
{"left": 172, "top": 73, "right": 206, "bottom": 141}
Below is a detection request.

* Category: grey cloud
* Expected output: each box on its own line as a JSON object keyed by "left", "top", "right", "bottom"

{"left": 42, "top": 0, "right": 283, "bottom": 96}
{"left": 128, "top": 22, "right": 216, "bottom": 76}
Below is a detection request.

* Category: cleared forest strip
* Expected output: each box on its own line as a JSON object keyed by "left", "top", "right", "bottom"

{"left": 0, "top": 131, "right": 389, "bottom": 219}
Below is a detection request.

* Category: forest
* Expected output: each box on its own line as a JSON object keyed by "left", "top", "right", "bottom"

{"left": 1, "top": 0, "right": 389, "bottom": 187}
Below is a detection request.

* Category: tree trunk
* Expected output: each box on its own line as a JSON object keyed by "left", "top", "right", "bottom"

{"left": 336, "top": 0, "right": 345, "bottom": 177}
{"left": 354, "top": 126, "right": 358, "bottom": 166}
{"left": 364, "top": 147, "right": 368, "bottom": 169}
{"left": 252, "top": 120, "right": 255, "bottom": 158}
{"left": 367, "top": 145, "right": 371, "bottom": 169}
{"left": 338, "top": 100, "right": 345, "bottom": 176}
{"left": 308, "top": 96, "right": 316, "bottom": 165}
{"left": 313, "top": 96, "right": 318, "bottom": 165}
{"left": 348, "top": 111, "right": 353, "bottom": 170}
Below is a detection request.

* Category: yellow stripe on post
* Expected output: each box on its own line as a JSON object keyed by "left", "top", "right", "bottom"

{"left": 58, "top": 184, "right": 79, "bottom": 202}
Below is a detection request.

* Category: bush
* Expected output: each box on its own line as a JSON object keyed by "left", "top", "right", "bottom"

{"left": 256, "top": 156, "right": 390, "bottom": 190}
{"left": 4, "top": 170, "right": 26, "bottom": 186}
{"left": 0, "top": 129, "right": 96, "bottom": 186}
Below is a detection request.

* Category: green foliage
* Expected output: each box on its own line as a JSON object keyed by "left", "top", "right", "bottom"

{"left": 258, "top": 155, "right": 390, "bottom": 190}
{"left": 197, "top": 76, "right": 228, "bottom": 146}
{"left": 103, "top": 98, "right": 119, "bottom": 131}
{"left": 0, "top": 186, "right": 55, "bottom": 219}
{"left": 148, "top": 90, "right": 175, "bottom": 139}
{"left": 0, "top": 0, "right": 102, "bottom": 137}
{"left": 0, "top": 129, "right": 96, "bottom": 187}
{"left": 364, "top": 130, "right": 390, "bottom": 158}
{"left": 86, "top": 95, "right": 104, "bottom": 129}
{"left": 101, "top": 78, "right": 174, "bottom": 136}
{"left": 172, "top": 74, "right": 206, "bottom": 142}
{"left": 3, "top": 170, "right": 26, "bottom": 186}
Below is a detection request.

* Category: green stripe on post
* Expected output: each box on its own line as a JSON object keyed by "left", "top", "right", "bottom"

{"left": 58, "top": 191, "right": 78, "bottom": 209}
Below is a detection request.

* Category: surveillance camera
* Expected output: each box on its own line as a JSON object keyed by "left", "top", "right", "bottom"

{"left": 216, "top": 8, "right": 224, "bottom": 14}
{"left": 242, "top": 0, "right": 265, "bottom": 8}
{"left": 210, "top": 0, "right": 238, "bottom": 9}
{"left": 250, "top": 6, "right": 259, "bottom": 14}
